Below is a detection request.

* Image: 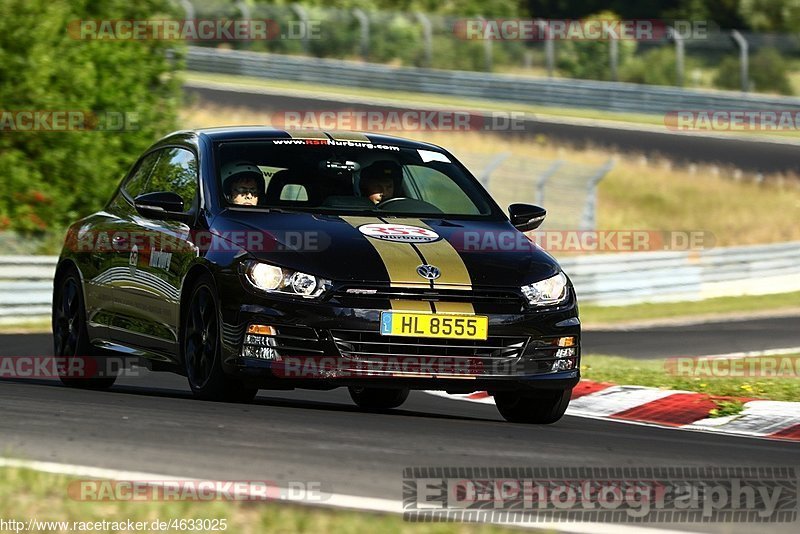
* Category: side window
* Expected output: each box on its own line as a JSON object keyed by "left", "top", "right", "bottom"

{"left": 122, "top": 151, "right": 161, "bottom": 199}
{"left": 405, "top": 165, "right": 480, "bottom": 215}
{"left": 142, "top": 148, "right": 198, "bottom": 213}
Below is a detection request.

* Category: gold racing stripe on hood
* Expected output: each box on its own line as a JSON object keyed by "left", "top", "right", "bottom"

{"left": 390, "top": 218, "right": 472, "bottom": 290}
{"left": 431, "top": 301, "right": 475, "bottom": 315}
{"left": 342, "top": 216, "right": 430, "bottom": 289}
{"left": 390, "top": 300, "right": 434, "bottom": 313}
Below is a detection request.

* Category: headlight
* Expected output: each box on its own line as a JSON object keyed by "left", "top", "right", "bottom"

{"left": 244, "top": 260, "right": 329, "bottom": 298}
{"left": 521, "top": 272, "right": 568, "bottom": 306}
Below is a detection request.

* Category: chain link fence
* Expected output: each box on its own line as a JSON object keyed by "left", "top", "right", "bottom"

{"left": 176, "top": 0, "right": 800, "bottom": 92}
{"left": 455, "top": 153, "right": 614, "bottom": 230}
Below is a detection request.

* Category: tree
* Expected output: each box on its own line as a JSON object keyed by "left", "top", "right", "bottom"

{"left": 0, "top": 0, "right": 184, "bottom": 233}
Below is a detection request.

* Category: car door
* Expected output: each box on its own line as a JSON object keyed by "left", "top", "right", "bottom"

{"left": 81, "top": 150, "right": 161, "bottom": 341}
{"left": 109, "top": 147, "right": 199, "bottom": 361}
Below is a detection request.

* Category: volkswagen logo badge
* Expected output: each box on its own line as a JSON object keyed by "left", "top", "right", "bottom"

{"left": 416, "top": 264, "right": 441, "bottom": 280}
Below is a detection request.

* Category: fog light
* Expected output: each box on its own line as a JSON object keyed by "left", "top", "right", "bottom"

{"left": 557, "top": 336, "right": 576, "bottom": 347}
{"left": 555, "top": 347, "right": 576, "bottom": 358}
{"left": 552, "top": 358, "right": 575, "bottom": 371}
{"left": 242, "top": 324, "right": 279, "bottom": 360}
{"left": 241, "top": 345, "right": 278, "bottom": 360}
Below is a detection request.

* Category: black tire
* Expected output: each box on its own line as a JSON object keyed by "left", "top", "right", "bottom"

{"left": 494, "top": 388, "right": 572, "bottom": 424}
{"left": 52, "top": 267, "right": 117, "bottom": 390}
{"left": 348, "top": 386, "right": 409, "bottom": 411}
{"left": 182, "top": 275, "right": 257, "bottom": 403}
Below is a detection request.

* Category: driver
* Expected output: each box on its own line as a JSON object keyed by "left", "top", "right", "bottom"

{"left": 221, "top": 162, "right": 265, "bottom": 206}
{"left": 359, "top": 161, "right": 401, "bottom": 204}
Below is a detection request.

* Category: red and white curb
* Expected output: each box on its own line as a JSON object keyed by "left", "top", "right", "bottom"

{"left": 425, "top": 381, "right": 800, "bottom": 442}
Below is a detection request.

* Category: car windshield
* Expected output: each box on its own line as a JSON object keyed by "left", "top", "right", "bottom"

{"left": 215, "top": 139, "right": 499, "bottom": 217}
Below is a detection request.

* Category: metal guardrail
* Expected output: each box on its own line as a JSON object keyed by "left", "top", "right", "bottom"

{"left": 2, "top": 241, "right": 799, "bottom": 318}
{"left": 187, "top": 47, "right": 800, "bottom": 115}
{"left": 560, "top": 241, "right": 800, "bottom": 305}
{"left": 0, "top": 256, "right": 57, "bottom": 319}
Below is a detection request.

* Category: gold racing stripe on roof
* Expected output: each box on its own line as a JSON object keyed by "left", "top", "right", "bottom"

{"left": 286, "top": 129, "right": 328, "bottom": 139}
{"left": 326, "top": 131, "right": 372, "bottom": 142}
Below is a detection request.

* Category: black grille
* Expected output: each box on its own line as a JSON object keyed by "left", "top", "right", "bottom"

{"left": 330, "top": 329, "right": 528, "bottom": 361}
{"left": 331, "top": 286, "right": 526, "bottom": 311}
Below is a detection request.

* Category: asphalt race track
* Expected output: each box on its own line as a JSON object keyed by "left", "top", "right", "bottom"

{"left": 1, "top": 331, "right": 798, "bottom": 534}
{"left": 185, "top": 84, "right": 800, "bottom": 174}
{"left": 583, "top": 315, "right": 800, "bottom": 358}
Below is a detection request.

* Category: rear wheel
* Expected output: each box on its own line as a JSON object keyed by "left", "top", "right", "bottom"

{"left": 348, "top": 386, "right": 409, "bottom": 411}
{"left": 183, "top": 275, "right": 257, "bottom": 403}
{"left": 494, "top": 388, "right": 572, "bottom": 424}
{"left": 52, "top": 268, "right": 117, "bottom": 390}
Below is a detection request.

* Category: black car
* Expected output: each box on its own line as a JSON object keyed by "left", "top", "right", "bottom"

{"left": 53, "top": 128, "right": 580, "bottom": 423}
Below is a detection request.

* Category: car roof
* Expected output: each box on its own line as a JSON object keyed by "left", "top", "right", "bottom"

{"left": 175, "top": 127, "right": 447, "bottom": 152}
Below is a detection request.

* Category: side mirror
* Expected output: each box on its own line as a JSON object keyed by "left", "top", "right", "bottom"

{"left": 509, "top": 203, "right": 546, "bottom": 232}
{"left": 134, "top": 191, "right": 191, "bottom": 223}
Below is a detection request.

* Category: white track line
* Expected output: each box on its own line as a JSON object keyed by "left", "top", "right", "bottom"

{"left": 687, "top": 346, "right": 800, "bottom": 360}
{"left": 0, "top": 457, "right": 699, "bottom": 534}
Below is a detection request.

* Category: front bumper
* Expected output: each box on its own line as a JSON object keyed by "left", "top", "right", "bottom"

{"left": 218, "top": 285, "right": 581, "bottom": 393}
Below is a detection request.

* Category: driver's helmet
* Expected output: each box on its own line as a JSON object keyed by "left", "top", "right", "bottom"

{"left": 221, "top": 161, "right": 265, "bottom": 203}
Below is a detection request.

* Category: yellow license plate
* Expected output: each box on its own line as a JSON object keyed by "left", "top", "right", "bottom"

{"left": 379, "top": 312, "right": 488, "bottom": 340}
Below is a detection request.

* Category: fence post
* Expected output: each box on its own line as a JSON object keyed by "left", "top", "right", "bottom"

{"left": 352, "top": 8, "right": 370, "bottom": 61}
{"left": 536, "top": 19, "right": 555, "bottom": 77}
{"left": 415, "top": 12, "right": 433, "bottom": 67}
{"left": 477, "top": 16, "right": 493, "bottom": 71}
{"left": 290, "top": 3, "right": 310, "bottom": 54}
{"left": 731, "top": 30, "right": 749, "bottom": 92}
{"left": 177, "top": 0, "right": 194, "bottom": 20}
{"left": 609, "top": 34, "right": 618, "bottom": 81}
{"left": 670, "top": 26, "right": 685, "bottom": 86}
{"left": 580, "top": 159, "right": 614, "bottom": 230}
{"left": 477, "top": 152, "right": 510, "bottom": 189}
{"left": 535, "top": 160, "right": 563, "bottom": 205}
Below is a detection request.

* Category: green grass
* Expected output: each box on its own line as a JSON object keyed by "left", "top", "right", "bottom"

{"left": 580, "top": 291, "right": 800, "bottom": 325}
{"left": 0, "top": 466, "right": 517, "bottom": 534}
{"left": 581, "top": 354, "right": 800, "bottom": 402}
{"left": 0, "top": 318, "right": 51, "bottom": 334}
{"left": 185, "top": 71, "right": 800, "bottom": 141}
{"left": 709, "top": 399, "right": 745, "bottom": 418}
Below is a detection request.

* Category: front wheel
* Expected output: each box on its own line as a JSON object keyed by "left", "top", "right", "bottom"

{"left": 52, "top": 268, "right": 117, "bottom": 390}
{"left": 348, "top": 386, "right": 409, "bottom": 411}
{"left": 183, "top": 275, "right": 257, "bottom": 403}
{"left": 494, "top": 389, "right": 572, "bottom": 424}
